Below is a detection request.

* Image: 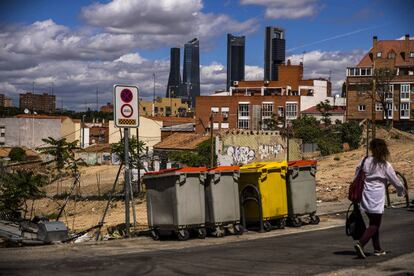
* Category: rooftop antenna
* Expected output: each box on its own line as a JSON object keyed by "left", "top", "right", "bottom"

{"left": 96, "top": 87, "right": 99, "bottom": 111}
{"left": 32, "top": 81, "right": 35, "bottom": 93}
{"left": 329, "top": 70, "right": 332, "bottom": 82}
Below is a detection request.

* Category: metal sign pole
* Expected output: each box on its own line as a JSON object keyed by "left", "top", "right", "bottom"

{"left": 124, "top": 128, "right": 130, "bottom": 237}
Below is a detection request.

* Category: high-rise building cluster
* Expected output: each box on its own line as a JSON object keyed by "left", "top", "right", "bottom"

{"left": 166, "top": 38, "right": 200, "bottom": 108}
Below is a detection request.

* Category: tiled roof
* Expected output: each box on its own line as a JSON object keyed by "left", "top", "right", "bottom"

{"left": 301, "top": 105, "right": 346, "bottom": 115}
{"left": 358, "top": 39, "right": 414, "bottom": 67}
{"left": 153, "top": 133, "right": 209, "bottom": 150}
{"left": 144, "top": 116, "right": 194, "bottom": 127}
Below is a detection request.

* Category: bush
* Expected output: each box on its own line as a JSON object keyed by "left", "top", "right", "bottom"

{"left": 292, "top": 116, "right": 322, "bottom": 143}
{"left": 8, "top": 147, "right": 26, "bottom": 162}
{"left": 340, "top": 122, "right": 363, "bottom": 149}
{"left": 317, "top": 130, "right": 342, "bottom": 156}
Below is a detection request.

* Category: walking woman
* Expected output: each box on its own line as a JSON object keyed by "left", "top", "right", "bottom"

{"left": 354, "top": 138, "right": 406, "bottom": 258}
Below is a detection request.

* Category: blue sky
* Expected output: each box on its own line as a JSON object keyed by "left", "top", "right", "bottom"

{"left": 0, "top": 0, "right": 412, "bottom": 110}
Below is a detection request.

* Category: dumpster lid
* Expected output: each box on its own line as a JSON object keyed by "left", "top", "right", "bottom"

{"left": 208, "top": 166, "right": 239, "bottom": 173}
{"left": 288, "top": 160, "right": 317, "bottom": 167}
{"left": 144, "top": 167, "right": 208, "bottom": 176}
{"left": 240, "top": 161, "right": 287, "bottom": 173}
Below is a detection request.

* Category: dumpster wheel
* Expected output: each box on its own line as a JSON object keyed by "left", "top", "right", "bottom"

{"left": 197, "top": 228, "right": 207, "bottom": 239}
{"left": 234, "top": 224, "right": 244, "bottom": 235}
{"left": 150, "top": 229, "right": 160, "bottom": 241}
{"left": 177, "top": 229, "right": 190, "bottom": 241}
{"left": 310, "top": 214, "right": 320, "bottom": 225}
{"left": 263, "top": 221, "right": 272, "bottom": 232}
{"left": 289, "top": 217, "right": 302, "bottom": 227}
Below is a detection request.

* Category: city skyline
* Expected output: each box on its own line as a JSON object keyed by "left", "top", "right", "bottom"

{"left": 0, "top": 0, "right": 412, "bottom": 110}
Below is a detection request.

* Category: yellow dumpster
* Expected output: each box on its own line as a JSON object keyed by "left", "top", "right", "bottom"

{"left": 239, "top": 161, "right": 288, "bottom": 232}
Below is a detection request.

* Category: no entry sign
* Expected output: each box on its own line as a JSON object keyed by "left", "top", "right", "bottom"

{"left": 113, "top": 84, "right": 139, "bottom": 128}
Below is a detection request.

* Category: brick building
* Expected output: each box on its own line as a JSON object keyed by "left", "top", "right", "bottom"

{"left": 19, "top": 92, "right": 56, "bottom": 113}
{"left": 100, "top": 102, "right": 113, "bottom": 113}
{"left": 346, "top": 35, "right": 414, "bottom": 125}
{"left": 0, "top": 94, "right": 4, "bottom": 107}
{"left": 196, "top": 62, "right": 333, "bottom": 134}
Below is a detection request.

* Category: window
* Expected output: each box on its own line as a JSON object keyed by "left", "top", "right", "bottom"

{"left": 385, "top": 102, "right": 393, "bottom": 119}
{"left": 385, "top": 85, "right": 393, "bottom": 100}
{"left": 277, "top": 106, "right": 284, "bottom": 117}
{"left": 366, "top": 68, "right": 372, "bottom": 76}
{"left": 221, "top": 123, "right": 229, "bottom": 129}
{"left": 213, "top": 123, "right": 219, "bottom": 130}
{"left": 388, "top": 52, "right": 396, "bottom": 59}
{"left": 211, "top": 107, "right": 219, "bottom": 113}
{"left": 285, "top": 102, "right": 298, "bottom": 119}
{"left": 262, "top": 103, "right": 274, "bottom": 119}
{"left": 375, "top": 103, "right": 383, "bottom": 111}
{"left": 376, "top": 52, "right": 382, "bottom": 58}
{"left": 358, "top": 105, "right": 366, "bottom": 111}
{"left": 410, "top": 52, "right": 414, "bottom": 58}
{"left": 221, "top": 107, "right": 229, "bottom": 121}
{"left": 401, "top": 84, "right": 410, "bottom": 100}
{"left": 238, "top": 119, "right": 249, "bottom": 129}
{"left": 238, "top": 103, "right": 250, "bottom": 129}
{"left": 238, "top": 103, "right": 249, "bottom": 117}
{"left": 400, "top": 103, "right": 410, "bottom": 119}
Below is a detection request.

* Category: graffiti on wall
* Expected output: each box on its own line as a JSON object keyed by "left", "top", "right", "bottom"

{"left": 225, "top": 146, "right": 256, "bottom": 165}
{"left": 258, "top": 144, "right": 284, "bottom": 159}
{"left": 222, "top": 143, "right": 284, "bottom": 165}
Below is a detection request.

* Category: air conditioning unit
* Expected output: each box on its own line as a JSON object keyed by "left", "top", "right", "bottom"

{"left": 233, "top": 81, "right": 239, "bottom": 86}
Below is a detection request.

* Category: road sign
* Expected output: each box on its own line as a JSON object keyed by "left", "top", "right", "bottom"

{"left": 113, "top": 84, "right": 139, "bottom": 128}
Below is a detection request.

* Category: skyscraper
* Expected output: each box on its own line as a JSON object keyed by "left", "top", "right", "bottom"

{"left": 166, "top": 47, "right": 181, "bottom": 98}
{"left": 183, "top": 38, "right": 200, "bottom": 108}
{"left": 264, "top": 27, "right": 285, "bottom": 81}
{"left": 227, "top": 34, "right": 245, "bottom": 90}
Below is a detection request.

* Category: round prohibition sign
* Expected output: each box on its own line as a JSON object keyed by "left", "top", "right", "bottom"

{"left": 120, "top": 88, "right": 133, "bottom": 103}
{"left": 120, "top": 104, "right": 133, "bottom": 118}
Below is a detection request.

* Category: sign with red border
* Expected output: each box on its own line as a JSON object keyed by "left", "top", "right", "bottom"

{"left": 113, "top": 84, "right": 139, "bottom": 128}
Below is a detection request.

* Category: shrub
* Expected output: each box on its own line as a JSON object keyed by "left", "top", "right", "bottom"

{"left": 8, "top": 147, "right": 26, "bottom": 162}
{"left": 340, "top": 122, "right": 363, "bottom": 149}
{"left": 317, "top": 131, "right": 342, "bottom": 156}
{"left": 292, "top": 116, "right": 322, "bottom": 143}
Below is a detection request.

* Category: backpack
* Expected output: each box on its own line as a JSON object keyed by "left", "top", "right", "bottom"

{"left": 348, "top": 157, "right": 367, "bottom": 203}
{"left": 345, "top": 203, "right": 366, "bottom": 240}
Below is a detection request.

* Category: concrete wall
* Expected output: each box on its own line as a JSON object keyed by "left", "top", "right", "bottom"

{"left": 216, "top": 131, "right": 301, "bottom": 166}
{"left": 61, "top": 117, "right": 81, "bottom": 145}
{"left": 108, "top": 117, "right": 162, "bottom": 151}
{"left": 0, "top": 118, "right": 61, "bottom": 149}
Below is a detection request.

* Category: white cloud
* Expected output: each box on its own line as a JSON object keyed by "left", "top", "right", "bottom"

{"left": 115, "top": 53, "right": 146, "bottom": 64}
{"left": 81, "top": 0, "right": 259, "bottom": 47}
{"left": 240, "top": 0, "right": 320, "bottom": 19}
{"left": 287, "top": 50, "right": 365, "bottom": 95}
{"left": 245, "top": 65, "right": 263, "bottom": 80}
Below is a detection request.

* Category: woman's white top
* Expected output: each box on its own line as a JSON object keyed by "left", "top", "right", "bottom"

{"left": 355, "top": 156, "right": 405, "bottom": 214}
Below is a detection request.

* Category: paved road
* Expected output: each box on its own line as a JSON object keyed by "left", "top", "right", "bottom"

{"left": 1, "top": 208, "right": 413, "bottom": 275}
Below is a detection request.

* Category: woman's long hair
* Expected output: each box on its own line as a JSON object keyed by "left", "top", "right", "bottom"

{"left": 369, "top": 138, "right": 389, "bottom": 166}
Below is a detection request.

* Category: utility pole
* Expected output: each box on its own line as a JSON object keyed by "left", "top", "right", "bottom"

{"left": 96, "top": 88, "right": 99, "bottom": 112}
{"left": 124, "top": 128, "right": 130, "bottom": 237}
{"left": 210, "top": 113, "right": 214, "bottom": 168}
{"left": 152, "top": 72, "right": 156, "bottom": 116}
{"left": 371, "top": 78, "right": 376, "bottom": 139}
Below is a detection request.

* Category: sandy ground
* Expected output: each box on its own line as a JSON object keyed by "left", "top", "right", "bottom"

{"left": 26, "top": 128, "right": 414, "bottom": 234}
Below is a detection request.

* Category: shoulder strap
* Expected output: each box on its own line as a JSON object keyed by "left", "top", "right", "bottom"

{"left": 359, "top": 156, "right": 368, "bottom": 172}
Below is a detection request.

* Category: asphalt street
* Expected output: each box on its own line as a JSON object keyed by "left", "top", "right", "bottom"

{"left": 1, "top": 208, "right": 413, "bottom": 275}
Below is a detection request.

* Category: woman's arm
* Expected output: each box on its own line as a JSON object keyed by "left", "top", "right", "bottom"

{"left": 385, "top": 163, "right": 406, "bottom": 196}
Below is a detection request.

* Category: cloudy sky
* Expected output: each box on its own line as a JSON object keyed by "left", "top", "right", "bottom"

{"left": 0, "top": 0, "right": 412, "bottom": 110}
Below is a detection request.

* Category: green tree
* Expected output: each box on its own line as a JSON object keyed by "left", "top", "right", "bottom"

{"left": 169, "top": 140, "right": 217, "bottom": 167}
{"left": 292, "top": 115, "right": 322, "bottom": 144}
{"left": 340, "top": 121, "right": 363, "bottom": 149}
{"left": 110, "top": 136, "right": 146, "bottom": 168}
{"left": 316, "top": 99, "right": 334, "bottom": 126}
{"left": 8, "top": 147, "right": 26, "bottom": 162}
{"left": 37, "top": 137, "right": 79, "bottom": 173}
{"left": 0, "top": 170, "right": 46, "bottom": 219}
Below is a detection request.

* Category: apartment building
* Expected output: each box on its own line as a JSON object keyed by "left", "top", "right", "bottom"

{"left": 19, "top": 92, "right": 56, "bottom": 113}
{"left": 346, "top": 35, "right": 414, "bottom": 125}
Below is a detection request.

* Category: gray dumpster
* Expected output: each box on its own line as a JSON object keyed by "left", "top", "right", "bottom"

{"left": 144, "top": 167, "right": 207, "bottom": 241}
{"left": 205, "top": 166, "right": 243, "bottom": 237}
{"left": 287, "top": 160, "right": 320, "bottom": 227}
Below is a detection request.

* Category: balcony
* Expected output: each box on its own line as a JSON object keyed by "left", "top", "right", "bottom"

{"left": 346, "top": 67, "right": 372, "bottom": 77}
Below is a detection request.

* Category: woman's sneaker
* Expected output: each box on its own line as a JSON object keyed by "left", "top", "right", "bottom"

{"left": 354, "top": 242, "right": 366, "bottom": 259}
{"left": 374, "top": 250, "right": 387, "bottom": 256}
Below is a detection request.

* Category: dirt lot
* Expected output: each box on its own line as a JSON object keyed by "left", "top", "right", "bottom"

{"left": 27, "top": 128, "right": 414, "bottom": 234}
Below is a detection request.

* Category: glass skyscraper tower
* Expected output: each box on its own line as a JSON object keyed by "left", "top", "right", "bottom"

{"left": 183, "top": 38, "right": 200, "bottom": 108}
{"left": 166, "top": 47, "right": 181, "bottom": 98}
{"left": 264, "top": 27, "right": 285, "bottom": 81}
{"left": 227, "top": 33, "right": 245, "bottom": 90}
